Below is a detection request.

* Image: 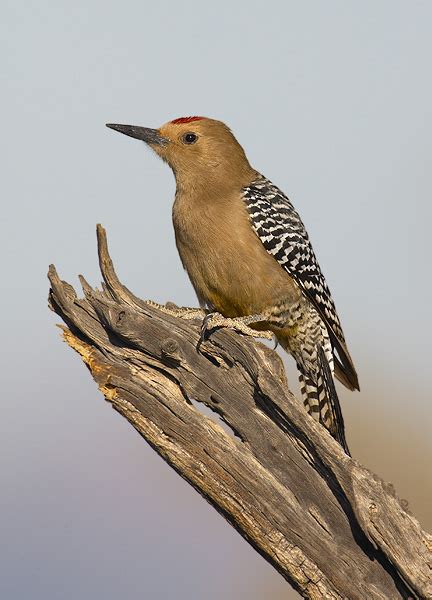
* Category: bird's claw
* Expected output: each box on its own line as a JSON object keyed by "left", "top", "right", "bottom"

{"left": 198, "top": 312, "right": 273, "bottom": 351}
{"left": 199, "top": 312, "right": 216, "bottom": 345}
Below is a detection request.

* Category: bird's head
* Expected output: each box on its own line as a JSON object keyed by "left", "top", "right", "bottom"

{"left": 106, "top": 116, "right": 254, "bottom": 190}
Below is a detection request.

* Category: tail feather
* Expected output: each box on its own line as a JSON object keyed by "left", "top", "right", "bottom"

{"left": 299, "top": 346, "right": 350, "bottom": 456}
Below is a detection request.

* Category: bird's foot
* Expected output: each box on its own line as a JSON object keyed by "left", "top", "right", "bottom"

{"left": 199, "top": 312, "right": 274, "bottom": 344}
{"left": 145, "top": 300, "right": 205, "bottom": 320}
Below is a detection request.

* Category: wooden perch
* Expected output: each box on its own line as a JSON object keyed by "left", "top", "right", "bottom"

{"left": 48, "top": 225, "right": 432, "bottom": 600}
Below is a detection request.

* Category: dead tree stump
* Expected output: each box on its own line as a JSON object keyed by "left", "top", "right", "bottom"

{"left": 47, "top": 225, "right": 432, "bottom": 599}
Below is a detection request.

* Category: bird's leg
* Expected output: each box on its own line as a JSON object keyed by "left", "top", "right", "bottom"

{"left": 200, "top": 312, "right": 274, "bottom": 343}
{"left": 144, "top": 300, "right": 205, "bottom": 320}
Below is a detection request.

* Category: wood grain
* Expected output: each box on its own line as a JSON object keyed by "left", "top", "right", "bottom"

{"left": 47, "top": 225, "right": 432, "bottom": 599}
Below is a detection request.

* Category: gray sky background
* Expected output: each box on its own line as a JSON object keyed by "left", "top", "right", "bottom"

{"left": 2, "top": 2, "right": 431, "bottom": 599}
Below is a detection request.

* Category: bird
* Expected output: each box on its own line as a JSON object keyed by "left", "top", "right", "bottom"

{"left": 106, "top": 116, "right": 359, "bottom": 455}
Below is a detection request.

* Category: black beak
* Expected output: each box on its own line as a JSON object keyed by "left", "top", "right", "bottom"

{"left": 106, "top": 123, "right": 169, "bottom": 146}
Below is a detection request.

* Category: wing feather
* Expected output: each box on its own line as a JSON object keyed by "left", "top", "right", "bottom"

{"left": 243, "top": 175, "right": 359, "bottom": 391}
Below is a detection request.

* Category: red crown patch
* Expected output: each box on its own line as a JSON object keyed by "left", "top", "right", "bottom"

{"left": 171, "top": 116, "right": 204, "bottom": 125}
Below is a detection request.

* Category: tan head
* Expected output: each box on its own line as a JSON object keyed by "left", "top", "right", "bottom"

{"left": 106, "top": 116, "right": 256, "bottom": 191}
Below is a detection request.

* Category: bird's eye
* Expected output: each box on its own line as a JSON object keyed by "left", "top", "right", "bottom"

{"left": 182, "top": 132, "right": 198, "bottom": 144}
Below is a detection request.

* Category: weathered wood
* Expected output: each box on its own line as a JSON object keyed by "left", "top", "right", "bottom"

{"left": 48, "top": 224, "right": 432, "bottom": 600}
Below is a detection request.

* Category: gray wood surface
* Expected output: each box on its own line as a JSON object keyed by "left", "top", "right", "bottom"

{"left": 47, "top": 225, "right": 432, "bottom": 599}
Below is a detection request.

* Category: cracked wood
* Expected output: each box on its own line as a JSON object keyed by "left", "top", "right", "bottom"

{"left": 47, "top": 224, "right": 432, "bottom": 600}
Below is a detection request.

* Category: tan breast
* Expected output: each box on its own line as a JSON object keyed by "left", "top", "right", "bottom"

{"left": 172, "top": 187, "right": 300, "bottom": 317}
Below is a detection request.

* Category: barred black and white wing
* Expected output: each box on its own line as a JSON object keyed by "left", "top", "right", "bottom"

{"left": 243, "top": 174, "right": 359, "bottom": 392}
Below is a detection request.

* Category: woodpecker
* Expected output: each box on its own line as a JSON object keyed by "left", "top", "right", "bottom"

{"left": 106, "top": 116, "right": 359, "bottom": 454}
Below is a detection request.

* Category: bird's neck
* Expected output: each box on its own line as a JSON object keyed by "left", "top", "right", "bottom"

{"left": 173, "top": 163, "right": 258, "bottom": 201}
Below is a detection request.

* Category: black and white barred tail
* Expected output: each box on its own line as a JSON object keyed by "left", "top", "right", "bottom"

{"left": 299, "top": 346, "right": 350, "bottom": 455}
